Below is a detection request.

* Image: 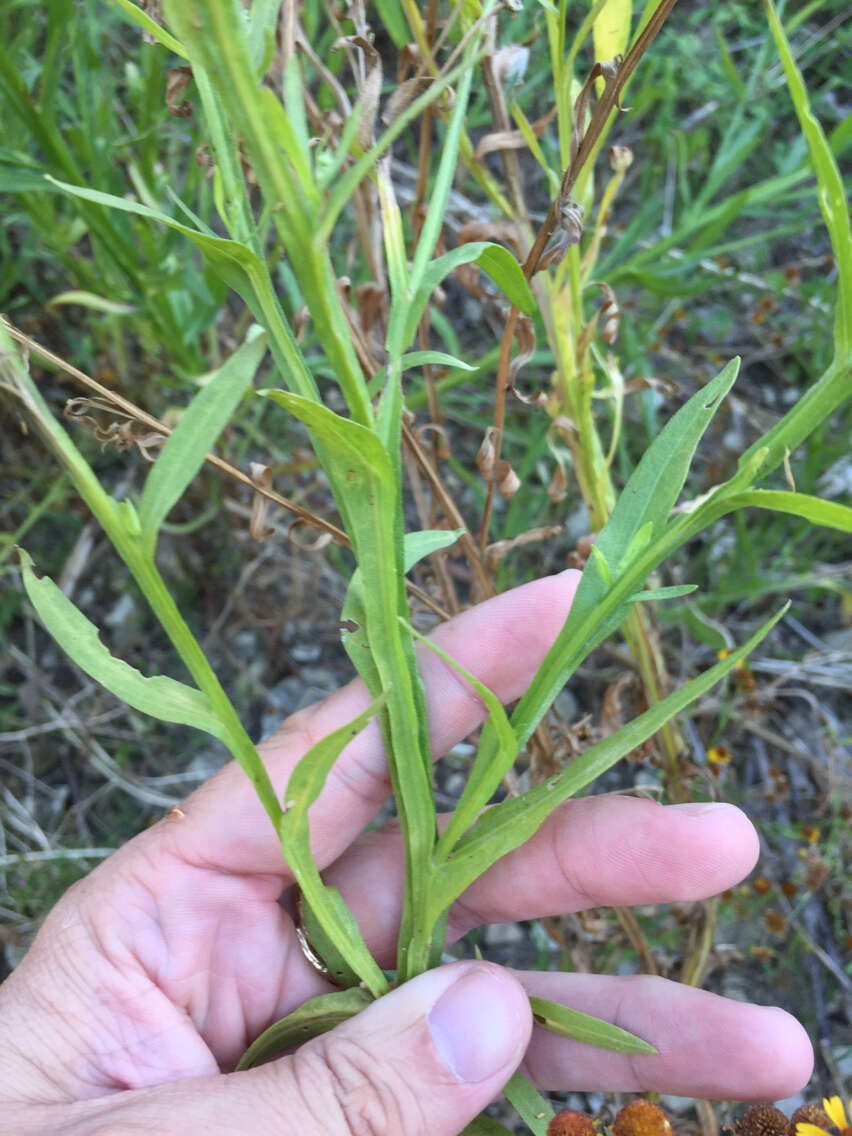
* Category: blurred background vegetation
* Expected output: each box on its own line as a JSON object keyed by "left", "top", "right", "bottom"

{"left": 0, "top": 0, "right": 849, "bottom": 1126}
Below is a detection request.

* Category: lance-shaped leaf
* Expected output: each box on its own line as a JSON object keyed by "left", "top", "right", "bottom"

{"left": 630, "top": 584, "right": 698, "bottom": 602}
{"left": 432, "top": 604, "right": 788, "bottom": 916}
{"left": 19, "top": 549, "right": 229, "bottom": 743}
{"left": 437, "top": 360, "right": 741, "bottom": 857}
{"left": 766, "top": 0, "right": 851, "bottom": 362}
{"left": 43, "top": 176, "right": 318, "bottom": 404}
{"left": 513, "top": 357, "right": 740, "bottom": 744}
{"left": 236, "top": 988, "right": 372, "bottom": 1070}
{"left": 139, "top": 329, "right": 268, "bottom": 552}
{"left": 460, "top": 1119, "right": 515, "bottom": 1136}
{"left": 503, "top": 1071, "right": 554, "bottom": 1135}
{"left": 280, "top": 694, "right": 390, "bottom": 997}
{"left": 529, "top": 996, "right": 656, "bottom": 1054}
{"left": 698, "top": 490, "right": 852, "bottom": 534}
{"left": 405, "top": 242, "right": 536, "bottom": 345}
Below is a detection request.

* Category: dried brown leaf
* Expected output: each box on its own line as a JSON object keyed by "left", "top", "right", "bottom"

{"left": 485, "top": 523, "right": 563, "bottom": 570}
{"left": 165, "top": 66, "right": 193, "bottom": 118}
{"left": 382, "top": 76, "right": 433, "bottom": 127}
{"left": 287, "top": 517, "right": 333, "bottom": 552}
{"left": 508, "top": 314, "right": 546, "bottom": 407}
{"left": 476, "top": 426, "right": 521, "bottom": 498}
{"left": 491, "top": 44, "right": 529, "bottom": 88}
{"left": 457, "top": 218, "right": 525, "bottom": 257}
{"left": 64, "top": 397, "right": 166, "bottom": 460}
{"left": 474, "top": 107, "right": 555, "bottom": 161}
{"left": 249, "top": 462, "right": 275, "bottom": 542}
{"left": 415, "top": 422, "right": 451, "bottom": 460}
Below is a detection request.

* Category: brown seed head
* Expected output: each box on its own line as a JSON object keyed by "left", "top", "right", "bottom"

{"left": 548, "top": 1110, "right": 598, "bottom": 1136}
{"left": 612, "top": 1100, "right": 674, "bottom": 1136}
{"left": 790, "top": 1105, "right": 834, "bottom": 1132}
{"left": 733, "top": 1104, "right": 790, "bottom": 1136}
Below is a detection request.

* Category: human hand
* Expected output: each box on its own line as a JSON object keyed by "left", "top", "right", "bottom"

{"left": 0, "top": 571, "right": 812, "bottom": 1135}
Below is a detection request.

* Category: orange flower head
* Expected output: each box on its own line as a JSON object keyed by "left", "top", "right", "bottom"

{"left": 548, "top": 1110, "right": 597, "bottom": 1136}
{"left": 612, "top": 1100, "right": 673, "bottom": 1136}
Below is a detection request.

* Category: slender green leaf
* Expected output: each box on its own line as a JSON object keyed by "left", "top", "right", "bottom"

{"left": 18, "top": 549, "right": 228, "bottom": 743}
{"left": 711, "top": 490, "right": 852, "bottom": 533}
{"left": 407, "top": 242, "right": 535, "bottom": 345}
{"left": 433, "top": 604, "right": 788, "bottom": 914}
{"left": 46, "top": 290, "right": 137, "bottom": 315}
{"left": 403, "top": 618, "right": 517, "bottom": 791}
{"left": 630, "top": 584, "right": 698, "bottom": 602}
{"left": 236, "top": 988, "right": 372, "bottom": 1070}
{"left": 43, "top": 174, "right": 319, "bottom": 404}
{"left": 139, "top": 329, "right": 267, "bottom": 551}
{"left": 529, "top": 996, "right": 656, "bottom": 1054}
{"left": 520, "top": 359, "right": 739, "bottom": 729}
{"left": 503, "top": 1071, "right": 554, "bottom": 1135}
{"left": 373, "top": 0, "right": 409, "bottom": 47}
{"left": 437, "top": 359, "right": 740, "bottom": 857}
{"left": 263, "top": 390, "right": 437, "bottom": 979}
{"left": 403, "top": 529, "right": 465, "bottom": 571}
{"left": 766, "top": 0, "right": 852, "bottom": 361}
{"left": 280, "top": 694, "right": 390, "bottom": 996}
{"left": 110, "top": 0, "right": 188, "bottom": 57}
{"left": 400, "top": 351, "right": 479, "bottom": 373}
{"left": 459, "top": 1119, "right": 514, "bottom": 1136}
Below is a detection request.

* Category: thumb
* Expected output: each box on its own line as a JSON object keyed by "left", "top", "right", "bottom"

{"left": 83, "top": 962, "right": 532, "bottom": 1135}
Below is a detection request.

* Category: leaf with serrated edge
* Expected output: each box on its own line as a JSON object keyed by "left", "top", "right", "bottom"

{"left": 19, "top": 550, "right": 227, "bottom": 742}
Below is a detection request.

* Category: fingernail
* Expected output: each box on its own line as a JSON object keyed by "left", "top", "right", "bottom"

{"left": 670, "top": 801, "right": 736, "bottom": 817}
{"left": 428, "top": 967, "right": 521, "bottom": 1083}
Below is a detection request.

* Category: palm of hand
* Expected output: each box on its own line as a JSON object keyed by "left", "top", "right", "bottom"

{"left": 0, "top": 576, "right": 813, "bottom": 1127}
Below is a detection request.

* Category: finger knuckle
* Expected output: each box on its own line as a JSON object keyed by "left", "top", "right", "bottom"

{"left": 291, "top": 1033, "right": 427, "bottom": 1136}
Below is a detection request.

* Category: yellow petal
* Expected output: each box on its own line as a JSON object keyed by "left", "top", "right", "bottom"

{"left": 797, "top": 1123, "right": 831, "bottom": 1136}
{"left": 823, "top": 1099, "right": 849, "bottom": 1131}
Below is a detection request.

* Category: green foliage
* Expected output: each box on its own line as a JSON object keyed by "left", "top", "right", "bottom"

{"left": 529, "top": 996, "right": 656, "bottom": 1054}
{"left": 2, "top": 0, "right": 848, "bottom": 1129}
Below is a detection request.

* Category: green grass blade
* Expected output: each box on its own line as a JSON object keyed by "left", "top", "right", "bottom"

{"left": 139, "top": 329, "right": 268, "bottom": 553}
{"left": 433, "top": 604, "right": 789, "bottom": 913}
{"left": 766, "top": 0, "right": 852, "bottom": 363}
{"left": 280, "top": 694, "right": 390, "bottom": 997}
{"left": 18, "top": 549, "right": 228, "bottom": 743}
{"left": 110, "top": 0, "right": 189, "bottom": 58}
{"left": 529, "top": 996, "right": 656, "bottom": 1054}
{"left": 236, "top": 988, "right": 372, "bottom": 1070}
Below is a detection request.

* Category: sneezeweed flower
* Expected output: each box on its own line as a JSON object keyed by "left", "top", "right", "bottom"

{"left": 796, "top": 1098, "right": 852, "bottom": 1136}
{"left": 547, "top": 1109, "right": 598, "bottom": 1136}
{"left": 801, "top": 825, "right": 821, "bottom": 844}
{"left": 752, "top": 875, "right": 772, "bottom": 894}
{"left": 732, "top": 1103, "right": 789, "bottom": 1136}
{"left": 611, "top": 1100, "right": 673, "bottom": 1136}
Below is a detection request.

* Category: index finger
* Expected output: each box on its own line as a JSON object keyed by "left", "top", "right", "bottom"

{"left": 164, "top": 570, "right": 582, "bottom": 877}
